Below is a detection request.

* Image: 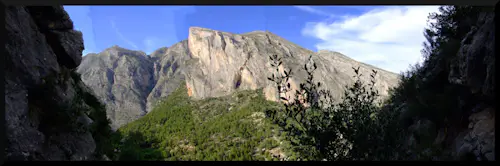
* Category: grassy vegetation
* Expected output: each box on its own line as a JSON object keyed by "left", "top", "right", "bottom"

{"left": 111, "top": 85, "right": 301, "bottom": 161}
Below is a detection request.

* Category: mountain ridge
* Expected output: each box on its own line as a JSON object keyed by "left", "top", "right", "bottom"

{"left": 78, "top": 26, "right": 400, "bottom": 129}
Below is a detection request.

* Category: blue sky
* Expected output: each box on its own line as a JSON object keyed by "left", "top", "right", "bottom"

{"left": 64, "top": 6, "right": 439, "bottom": 73}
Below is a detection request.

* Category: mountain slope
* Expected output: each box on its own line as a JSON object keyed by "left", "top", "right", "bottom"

{"left": 77, "top": 46, "right": 156, "bottom": 129}
{"left": 146, "top": 40, "right": 192, "bottom": 114}
{"left": 78, "top": 27, "right": 400, "bottom": 129}
{"left": 110, "top": 85, "right": 298, "bottom": 161}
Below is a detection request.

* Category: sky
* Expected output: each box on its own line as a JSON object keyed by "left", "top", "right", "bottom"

{"left": 64, "top": 6, "right": 440, "bottom": 74}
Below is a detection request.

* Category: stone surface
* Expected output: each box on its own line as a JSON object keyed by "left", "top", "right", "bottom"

{"left": 49, "top": 30, "right": 84, "bottom": 68}
{"left": 420, "top": 11, "right": 496, "bottom": 161}
{"left": 451, "top": 12, "right": 495, "bottom": 161}
{"left": 390, "top": 10, "right": 495, "bottom": 161}
{"left": 454, "top": 107, "right": 495, "bottom": 161}
{"left": 26, "top": 6, "right": 74, "bottom": 31}
{"left": 456, "top": 12, "right": 495, "bottom": 100}
{"left": 5, "top": 6, "right": 97, "bottom": 161}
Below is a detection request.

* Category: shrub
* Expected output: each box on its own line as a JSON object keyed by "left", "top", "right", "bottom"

{"left": 267, "top": 54, "right": 389, "bottom": 160}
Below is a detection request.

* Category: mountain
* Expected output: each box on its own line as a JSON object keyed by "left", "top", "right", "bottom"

{"left": 77, "top": 27, "right": 400, "bottom": 130}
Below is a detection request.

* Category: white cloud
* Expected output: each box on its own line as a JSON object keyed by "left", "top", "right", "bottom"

{"left": 294, "top": 6, "right": 333, "bottom": 17}
{"left": 302, "top": 6, "right": 440, "bottom": 74}
{"left": 110, "top": 19, "right": 139, "bottom": 50}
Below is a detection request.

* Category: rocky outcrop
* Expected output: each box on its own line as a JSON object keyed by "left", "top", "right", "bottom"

{"left": 5, "top": 6, "right": 100, "bottom": 160}
{"left": 454, "top": 107, "right": 495, "bottom": 160}
{"left": 79, "top": 27, "right": 400, "bottom": 129}
{"left": 25, "top": 6, "right": 84, "bottom": 69}
{"left": 455, "top": 12, "right": 495, "bottom": 101}
{"left": 401, "top": 11, "right": 495, "bottom": 161}
{"left": 450, "top": 12, "right": 495, "bottom": 161}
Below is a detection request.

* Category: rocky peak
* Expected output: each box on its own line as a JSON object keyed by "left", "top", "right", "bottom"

{"left": 317, "top": 50, "right": 355, "bottom": 60}
{"left": 243, "top": 30, "right": 268, "bottom": 34}
{"left": 77, "top": 46, "right": 156, "bottom": 130}
{"left": 103, "top": 45, "right": 148, "bottom": 58}
{"left": 150, "top": 46, "right": 169, "bottom": 58}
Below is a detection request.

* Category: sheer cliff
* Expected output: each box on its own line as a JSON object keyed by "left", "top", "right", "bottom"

{"left": 5, "top": 6, "right": 112, "bottom": 160}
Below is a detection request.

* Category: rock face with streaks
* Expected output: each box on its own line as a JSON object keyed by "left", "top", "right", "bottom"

{"left": 5, "top": 6, "right": 101, "bottom": 160}
{"left": 184, "top": 27, "right": 400, "bottom": 102}
{"left": 450, "top": 12, "right": 495, "bottom": 161}
{"left": 399, "top": 11, "right": 495, "bottom": 161}
{"left": 78, "top": 27, "right": 400, "bottom": 129}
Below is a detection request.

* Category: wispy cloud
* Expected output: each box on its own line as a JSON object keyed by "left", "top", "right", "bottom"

{"left": 302, "top": 6, "right": 440, "bottom": 73}
{"left": 294, "top": 6, "right": 333, "bottom": 17}
{"left": 109, "top": 19, "right": 139, "bottom": 50}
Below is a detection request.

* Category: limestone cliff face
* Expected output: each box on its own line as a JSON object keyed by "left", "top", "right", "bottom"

{"left": 185, "top": 27, "right": 400, "bottom": 102}
{"left": 79, "top": 27, "right": 400, "bottom": 129}
{"left": 5, "top": 6, "right": 98, "bottom": 160}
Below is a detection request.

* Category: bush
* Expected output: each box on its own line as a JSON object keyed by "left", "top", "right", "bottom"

{"left": 267, "top": 54, "right": 390, "bottom": 160}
